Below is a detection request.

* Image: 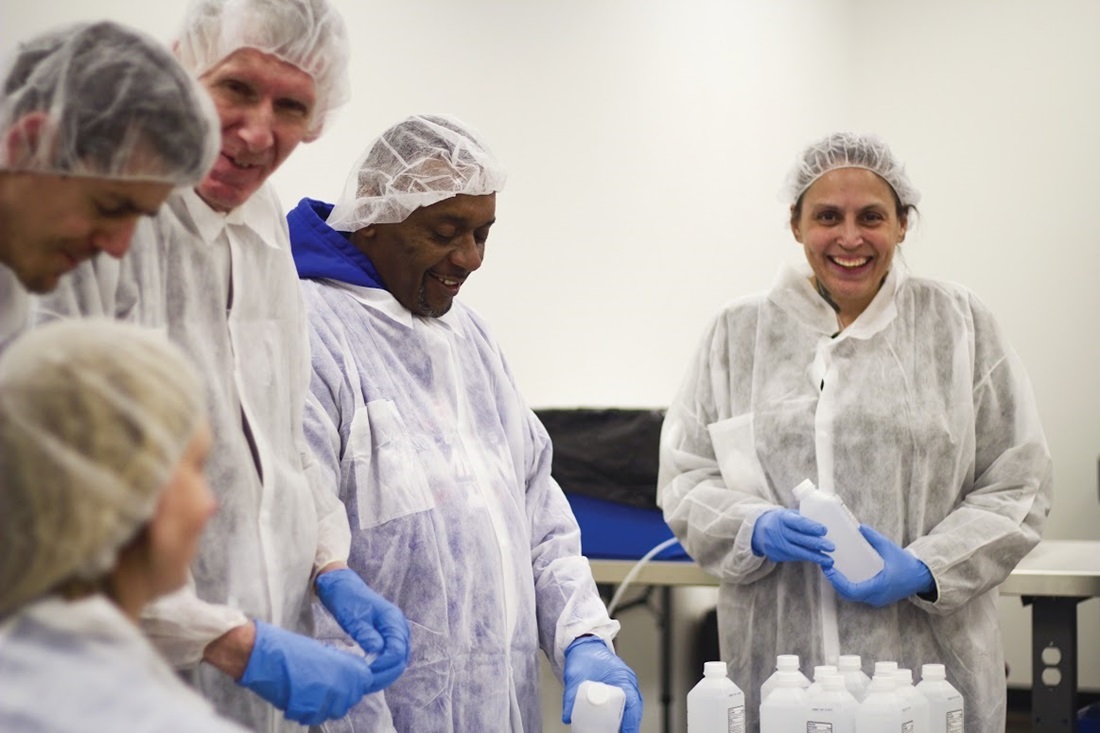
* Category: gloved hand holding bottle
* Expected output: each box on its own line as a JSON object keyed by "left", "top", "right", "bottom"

{"left": 750, "top": 508, "right": 834, "bottom": 567}
{"left": 315, "top": 567, "right": 410, "bottom": 689}
{"left": 562, "top": 636, "right": 643, "bottom": 733}
{"left": 236, "top": 620, "right": 378, "bottom": 725}
{"left": 823, "top": 525, "right": 935, "bottom": 607}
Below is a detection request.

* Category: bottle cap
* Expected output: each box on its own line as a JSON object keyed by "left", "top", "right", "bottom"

{"left": 814, "top": 665, "right": 838, "bottom": 681}
{"left": 777, "top": 654, "right": 800, "bottom": 671}
{"left": 874, "top": 660, "right": 898, "bottom": 677}
{"left": 921, "top": 663, "right": 946, "bottom": 680}
{"left": 891, "top": 668, "right": 914, "bottom": 685}
{"left": 792, "top": 479, "right": 816, "bottom": 500}
{"left": 704, "top": 661, "right": 728, "bottom": 677}
{"left": 585, "top": 682, "right": 611, "bottom": 706}
{"left": 837, "top": 654, "right": 862, "bottom": 671}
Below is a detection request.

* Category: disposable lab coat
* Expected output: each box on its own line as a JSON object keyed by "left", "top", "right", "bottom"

{"left": 658, "top": 262, "right": 1052, "bottom": 733}
{"left": 33, "top": 185, "right": 350, "bottom": 733}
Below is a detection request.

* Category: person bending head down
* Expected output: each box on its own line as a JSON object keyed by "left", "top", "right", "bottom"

{"left": 0, "top": 21, "right": 219, "bottom": 292}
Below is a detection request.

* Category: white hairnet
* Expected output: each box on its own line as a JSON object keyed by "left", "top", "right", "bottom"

{"left": 0, "top": 320, "right": 205, "bottom": 617}
{"left": 782, "top": 131, "right": 921, "bottom": 209}
{"left": 175, "top": 0, "right": 350, "bottom": 136}
{"left": 0, "top": 21, "right": 219, "bottom": 184}
{"left": 327, "top": 114, "right": 507, "bottom": 232}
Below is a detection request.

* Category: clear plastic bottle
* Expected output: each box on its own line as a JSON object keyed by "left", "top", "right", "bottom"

{"left": 806, "top": 665, "right": 839, "bottom": 698}
{"left": 856, "top": 674, "right": 913, "bottom": 732}
{"left": 760, "top": 670, "right": 809, "bottom": 733}
{"left": 891, "top": 669, "right": 929, "bottom": 733}
{"left": 570, "top": 680, "right": 625, "bottom": 733}
{"left": 915, "top": 664, "right": 964, "bottom": 733}
{"left": 759, "top": 654, "right": 811, "bottom": 706}
{"left": 806, "top": 674, "right": 858, "bottom": 733}
{"left": 687, "top": 661, "right": 746, "bottom": 733}
{"left": 837, "top": 655, "right": 872, "bottom": 702}
{"left": 792, "top": 479, "right": 884, "bottom": 582}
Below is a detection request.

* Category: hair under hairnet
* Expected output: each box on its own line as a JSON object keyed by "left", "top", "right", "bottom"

{"left": 0, "top": 320, "right": 206, "bottom": 617}
{"left": 0, "top": 21, "right": 219, "bottom": 184}
{"left": 782, "top": 131, "right": 921, "bottom": 209}
{"left": 175, "top": 0, "right": 350, "bottom": 137}
{"left": 327, "top": 114, "right": 507, "bottom": 232}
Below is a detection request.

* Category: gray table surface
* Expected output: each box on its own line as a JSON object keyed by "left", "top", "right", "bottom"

{"left": 588, "top": 539, "right": 1100, "bottom": 598}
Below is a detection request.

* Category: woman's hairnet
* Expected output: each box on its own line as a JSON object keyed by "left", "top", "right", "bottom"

{"left": 0, "top": 21, "right": 219, "bottom": 184}
{"left": 782, "top": 131, "right": 921, "bottom": 209}
{"left": 327, "top": 114, "right": 507, "bottom": 232}
{"left": 0, "top": 320, "right": 206, "bottom": 617}
{"left": 175, "top": 0, "right": 350, "bottom": 137}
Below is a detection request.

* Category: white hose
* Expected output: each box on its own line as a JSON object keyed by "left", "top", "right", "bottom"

{"left": 606, "top": 536, "right": 680, "bottom": 617}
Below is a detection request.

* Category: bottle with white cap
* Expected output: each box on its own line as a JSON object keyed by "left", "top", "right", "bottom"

{"left": 570, "top": 680, "right": 626, "bottom": 733}
{"left": 806, "top": 674, "right": 858, "bottom": 732}
{"left": 856, "top": 672, "right": 913, "bottom": 732}
{"left": 792, "top": 479, "right": 884, "bottom": 582}
{"left": 915, "top": 664, "right": 964, "bottom": 733}
{"left": 891, "top": 668, "right": 929, "bottom": 733}
{"left": 759, "top": 670, "right": 809, "bottom": 733}
{"left": 837, "top": 655, "right": 872, "bottom": 702}
{"left": 687, "top": 661, "right": 745, "bottom": 733}
{"left": 759, "top": 654, "right": 811, "bottom": 706}
{"left": 806, "top": 665, "right": 839, "bottom": 698}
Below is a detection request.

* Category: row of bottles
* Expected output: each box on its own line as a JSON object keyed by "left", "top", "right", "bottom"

{"left": 688, "top": 656, "right": 963, "bottom": 733}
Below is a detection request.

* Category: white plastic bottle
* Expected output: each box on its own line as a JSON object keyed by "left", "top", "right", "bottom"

{"left": 806, "top": 674, "right": 858, "bottom": 733}
{"left": 793, "top": 479, "right": 884, "bottom": 583}
{"left": 806, "top": 665, "right": 839, "bottom": 698}
{"left": 570, "top": 680, "right": 625, "bottom": 733}
{"left": 759, "top": 654, "right": 811, "bottom": 706}
{"left": 837, "top": 655, "right": 872, "bottom": 702}
{"left": 916, "top": 664, "right": 964, "bottom": 733}
{"left": 759, "top": 671, "right": 809, "bottom": 733}
{"left": 856, "top": 674, "right": 913, "bottom": 732}
{"left": 891, "top": 669, "right": 929, "bottom": 733}
{"left": 687, "top": 661, "right": 746, "bottom": 733}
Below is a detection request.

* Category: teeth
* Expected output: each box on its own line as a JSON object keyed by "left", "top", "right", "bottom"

{"left": 833, "top": 256, "right": 869, "bottom": 268}
{"left": 433, "top": 274, "right": 460, "bottom": 286}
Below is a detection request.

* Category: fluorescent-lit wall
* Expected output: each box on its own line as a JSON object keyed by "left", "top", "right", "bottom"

{"left": 5, "top": 2, "right": 1098, "bottom": 730}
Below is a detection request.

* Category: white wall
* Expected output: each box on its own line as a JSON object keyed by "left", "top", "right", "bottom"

{"left": 5, "top": 1, "right": 1099, "bottom": 729}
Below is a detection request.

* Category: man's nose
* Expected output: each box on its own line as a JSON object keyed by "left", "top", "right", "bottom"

{"left": 451, "top": 234, "right": 484, "bottom": 272}
{"left": 237, "top": 104, "right": 276, "bottom": 152}
{"left": 92, "top": 219, "right": 138, "bottom": 258}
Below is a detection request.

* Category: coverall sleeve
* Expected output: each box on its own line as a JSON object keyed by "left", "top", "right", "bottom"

{"left": 657, "top": 309, "right": 780, "bottom": 586}
{"left": 288, "top": 281, "right": 350, "bottom": 576}
{"left": 907, "top": 296, "right": 1053, "bottom": 614}
{"left": 524, "top": 405, "right": 621, "bottom": 681}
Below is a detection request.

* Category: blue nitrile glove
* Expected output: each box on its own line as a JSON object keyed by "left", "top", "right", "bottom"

{"left": 562, "top": 636, "right": 643, "bottom": 733}
{"left": 237, "top": 620, "right": 375, "bottom": 725}
{"left": 750, "top": 508, "right": 834, "bottom": 567}
{"left": 315, "top": 568, "right": 410, "bottom": 691}
{"left": 823, "top": 525, "right": 935, "bottom": 608}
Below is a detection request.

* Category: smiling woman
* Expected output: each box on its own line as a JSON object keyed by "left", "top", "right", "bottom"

{"left": 658, "top": 132, "right": 1052, "bottom": 733}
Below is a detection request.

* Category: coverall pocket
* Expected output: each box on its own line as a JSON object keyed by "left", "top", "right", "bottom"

{"left": 348, "top": 400, "right": 435, "bottom": 529}
{"left": 707, "top": 413, "right": 768, "bottom": 495}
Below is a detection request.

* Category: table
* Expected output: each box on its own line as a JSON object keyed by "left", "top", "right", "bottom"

{"left": 589, "top": 539, "right": 1100, "bottom": 733}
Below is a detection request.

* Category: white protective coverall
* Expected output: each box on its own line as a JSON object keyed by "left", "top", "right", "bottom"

{"left": 33, "top": 185, "right": 351, "bottom": 733}
{"left": 0, "top": 596, "right": 246, "bottom": 732}
{"left": 0, "top": 264, "right": 27, "bottom": 349}
{"left": 302, "top": 279, "right": 621, "bottom": 732}
{"left": 658, "top": 261, "right": 1052, "bottom": 733}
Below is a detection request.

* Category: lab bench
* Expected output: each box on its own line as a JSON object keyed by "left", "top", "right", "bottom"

{"left": 589, "top": 539, "right": 1100, "bottom": 733}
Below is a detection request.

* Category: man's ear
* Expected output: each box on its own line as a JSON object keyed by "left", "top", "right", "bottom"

{"left": 4, "top": 111, "right": 50, "bottom": 168}
{"left": 303, "top": 123, "right": 324, "bottom": 144}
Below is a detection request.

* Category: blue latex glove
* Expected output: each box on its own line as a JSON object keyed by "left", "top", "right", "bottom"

{"left": 750, "top": 508, "right": 834, "bottom": 567}
{"left": 315, "top": 568, "right": 410, "bottom": 690}
{"left": 237, "top": 620, "right": 375, "bottom": 725}
{"left": 823, "top": 525, "right": 935, "bottom": 608}
{"left": 562, "top": 636, "right": 643, "bottom": 733}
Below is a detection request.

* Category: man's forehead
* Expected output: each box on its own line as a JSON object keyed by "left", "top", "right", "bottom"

{"left": 201, "top": 47, "right": 317, "bottom": 97}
